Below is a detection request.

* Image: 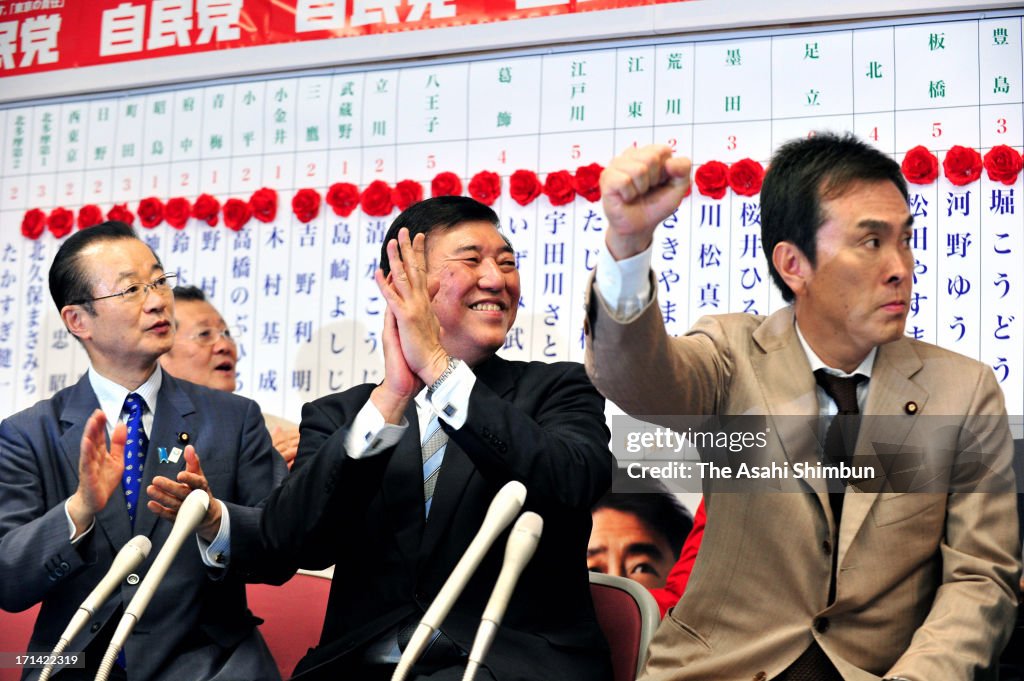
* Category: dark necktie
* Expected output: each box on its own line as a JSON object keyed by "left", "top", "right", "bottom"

{"left": 814, "top": 370, "right": 866, "bottom": 471}
{"left": 121, "top": 393, "right": 148, "bottom": 527}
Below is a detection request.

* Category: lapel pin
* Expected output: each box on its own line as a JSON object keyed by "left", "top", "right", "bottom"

{"left": 157, "top": 447, "right": 169, "bottom": 463}
{"left": 168, "top": 447, "right": 183, "bottom": 464}
{"left": 177, "top": 432, "right": 190, "bottom": 445}
{"left": 904, "top": 401, "right": 918, "bottom": 415}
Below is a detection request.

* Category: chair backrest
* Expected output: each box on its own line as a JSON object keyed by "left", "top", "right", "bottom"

{"left": 246, "top": 571, "right": 331, "bottom": 679}
{"left": 589, "top": 572, "right": 661, "bottom": 681}
{"left": 0, "top": 604, "right": 41, "bottom": 681}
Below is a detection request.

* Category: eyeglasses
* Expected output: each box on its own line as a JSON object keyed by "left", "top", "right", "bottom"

{"left": 72, "top": 273, "right": 178, "bottom": 305}
{"left": 186, "top": 326, "right": 240, "bottom": 346}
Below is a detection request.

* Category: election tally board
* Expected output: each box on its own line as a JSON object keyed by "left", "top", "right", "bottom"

{"left": 0, "top": 8, "right": 1022, "bottom": 421}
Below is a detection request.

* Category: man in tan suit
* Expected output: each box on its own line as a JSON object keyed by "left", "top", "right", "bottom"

{"left": 585, "top": 133, "right": 1020, "bottom": 681}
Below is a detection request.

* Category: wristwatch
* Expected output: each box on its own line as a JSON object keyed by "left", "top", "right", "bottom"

{"left": 427, "top": 355, "right": 461, "bottom": 397}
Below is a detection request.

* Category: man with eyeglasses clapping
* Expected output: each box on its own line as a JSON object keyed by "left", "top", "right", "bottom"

{"left": 0, "top": 221, "right": 286, "bottom": 681}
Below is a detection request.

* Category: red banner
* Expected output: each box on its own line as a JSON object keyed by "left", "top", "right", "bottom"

{"left": 0, "top": 0, "right": 684, "bottom": 78}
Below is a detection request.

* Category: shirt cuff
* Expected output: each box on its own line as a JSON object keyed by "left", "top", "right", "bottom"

{"left": 199, "top": 500, "right": 230, "bottom": 569}
{"left": 64, "top": 499, "right": 94, "bottom": 544}
{"left": 345, "top": 399, "right": 408, "bottom": 459}
{"left": 595, "top": 245, "right": 654, "bottom": 320}
{"left": 427, "top": 360, "right": 475, "bottom": 431}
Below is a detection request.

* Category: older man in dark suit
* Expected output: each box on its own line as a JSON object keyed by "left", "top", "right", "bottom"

{"left": 0, "top": 222, "right": 286, "bottom": 680}
{"left": 234, "top": 197, "right": 614, "bottom": 681}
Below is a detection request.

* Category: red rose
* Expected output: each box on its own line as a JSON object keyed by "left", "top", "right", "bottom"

{"left": 47, "top": 207, "right": 74, "bottom": 239}
{"left": 572, "top": 163, "right": 603, "bottom": 202}
{"left": 107, "top": 203, "right": 135, "bottom": 226}
{"left": 192, "top": 193, "right": 220, "bottom": 226}
{"left": 250, "top": 187, "right": 278, "bottom": 223}
{"left": 326, "top": 182, "right": 360, "bottom": 217}
{"left": 509, "top": 169, "right": 541, "bottom": 206}
{"left": 77, "top": 204, "right": 103, "bottom": 230}
{"left": 431, "top": 172, "right": 462, "bottom": 198}
{"left": 138, "top": 197, "right": 164, "bottom": 229}
{"left": 943, "top": 145, "right": 982, "bottom": 187}
{"left": 901, "top": 146, "right": 939, "bottom": 185}
{"left": 392, "top": 180, "right": 424, "bottom": 212}
{"left": 165, "top": 197, "right": 191, "bottom": 229}
{"left": 543, "top": 170, "right": 576, "bottom": 206}
{"left": 292, "top": 188, "right": 322, "bottom": 223}
{"left": 223, "top": 198, "right": 252, "bottom": 231}
{"left": 361, "top": 180, "right": 394, "bottom": 217}
{"left": 694, "top": 160, "right": 729, "bottom": 199}
{"left": 983, "top": 145, "right": 1023, "bottom": 185}
{"left": 21, "top": 208, "right": 45, "bottom": 240}
{"left": 727, "top": 158, "right": 765, "bottom": 197}
{"left": 468, "top": 171, "right": 502, "bottom": 206}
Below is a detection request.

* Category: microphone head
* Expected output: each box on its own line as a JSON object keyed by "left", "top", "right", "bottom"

{"left": 485, "top": 481, "right": 526, "bottom": 528}
{"left": 125, "top": 535, "right": 152, "bottom": 559}
{"left": 178, "top": 489, "right": 211, "bottom": 525}
{"left": 510, "top": 511, "right": 543, "bottom": 540}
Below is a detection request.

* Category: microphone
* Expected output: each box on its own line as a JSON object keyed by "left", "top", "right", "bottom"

{"left": 461, "top": 512, "right": 543, "bottom": 681}
{"left": 94, "top": 489, "right": 210, "bottom": 681}
{"left": 390, "top": 481, "right": 526, "bottom": 681}
{"left": 37, "top": 536, "right": 152, "bottom": 681}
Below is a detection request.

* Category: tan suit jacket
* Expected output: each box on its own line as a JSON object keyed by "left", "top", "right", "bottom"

{"left": 584, "top": 287, "right": 1021, "bottom": 681}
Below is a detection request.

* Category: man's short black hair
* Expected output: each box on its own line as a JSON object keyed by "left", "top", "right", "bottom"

{"left": 379, "top": 196, "right": 501, "bottom": 276}
{"left": 172, "top": 285, "right": 207, "bottom": 303}
{"left": 48, "top": 221, "right": 154, "bottom": 315}
{"left": 593, "top": 477, "right": 694, "bottom": 559}
{"left": 760, "top": 132, "right": 909, "bottom": 302}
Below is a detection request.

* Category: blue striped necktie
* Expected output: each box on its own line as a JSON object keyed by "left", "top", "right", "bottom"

{"left": 420, "top": 415, "right": 448, "bottom": 518}
{"left": 122, "top": 393, "right": 149, "bottom": 527}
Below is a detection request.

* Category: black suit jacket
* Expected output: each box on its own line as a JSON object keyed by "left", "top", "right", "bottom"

{"left": 238, "top": 355, "right": 614, "bottom": 681}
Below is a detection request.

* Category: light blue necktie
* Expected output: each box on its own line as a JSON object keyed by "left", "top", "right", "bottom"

{"left": 121, "top": 393, "right": 148, "bottom": 527}
{"left": 421, "top": 415, "right": 448, "bottom": 518}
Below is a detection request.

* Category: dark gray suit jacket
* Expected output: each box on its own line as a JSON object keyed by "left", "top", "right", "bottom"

{"left": 0, "top": 371, "right": 287, "bottom": 681}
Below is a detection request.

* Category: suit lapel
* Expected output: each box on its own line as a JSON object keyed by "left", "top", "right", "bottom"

{"left": 381, "top": 400, "right": 428, "bottom": 565}
{"left": 59, "top": 374, "right": 133, "bottom": 552}
{"left": 419, "top": 356, "right": 518, "bottom": 562}
{"left": 838, "top": 338, "right": 926, "bottom": 566}
{"left": 750, "top": 308, "right": 830, "bottom": 515}
{"left": 133, "top": 376, "right": 192, "bottom": 540}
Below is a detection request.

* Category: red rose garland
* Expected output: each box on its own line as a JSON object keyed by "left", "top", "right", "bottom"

{"left": 543, "top": 170, "right": 576, "bottom": 206}
{"left": 292, "top": 188, "right": 322, "bottom": 223}
{"left": 983, "top": 145, "right": 1023, "bottom": 185}
{"left": 727, "top": 158, "right": 765, "bottom": 197}
{"left": 361, "top": 180, "right": 394, "bottom": 217}
{"left": 192, "top": 194, "right": 220, "bottom": 226}
{"left": 468, "top": 171, "right": 501, "bottom": 206}
{"left": 392, "top": 180, "right": 424, "bottom": 212}
{"left": 431, "top": 172, "right": 462, "bottom": 198}
{"left": 326, "top": 182, "right": 360, "bottom": 217}
{"left": 694, "top": 160, "right": 729, "bottom": 199}
{"left": 77, "top": 204, "right": 103, "bottom": 230}
{"left": 165, "top": 197, "right": 191, "bottom": 229}
{"left": 223, "top": 198, "right": 252, "bottom": 231}
{"left": 21, "top": 208, "right": 45, "bottom": 239}
{"left": 572, "top": 163, "right": 603, "bottom": 202}
{"left": 250, "top": 187, "right": 278, "bottom": 223}
{"left": 901, "top": 146, "right": 939, "bottom": 185}
{"left": 47, "top": 207, "right": 74, "bottom": 239}
{"left": 509, "top": 169, "right": 541, "bottom": 206}
{"left": 107, "top": 203, "right": 135, "bottom": 226}
{"left": 942, "top": 145, "right": 982, "bottom": 187}
{"left": 138, "top": 197, "right": 164, "bottom": 229}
